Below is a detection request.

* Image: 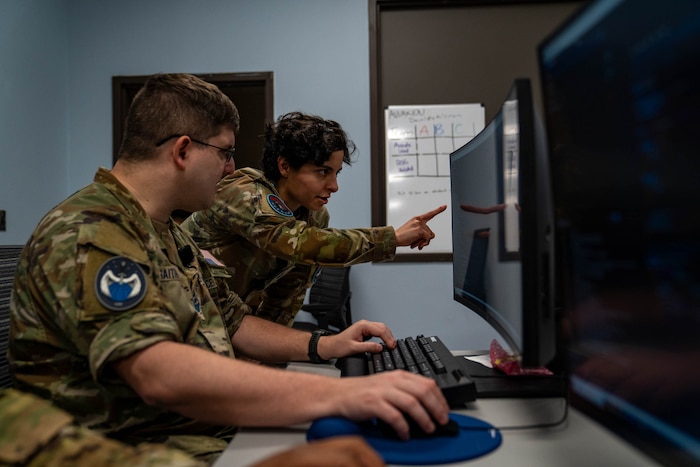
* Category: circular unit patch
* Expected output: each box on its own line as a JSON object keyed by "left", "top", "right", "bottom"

{"left": 267, "top": 194, "right": 294, "bottom": 217}
{"left": 94, "top": 256, "right": 147, "bottom": 311}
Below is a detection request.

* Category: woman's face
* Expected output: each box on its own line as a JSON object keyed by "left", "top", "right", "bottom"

{"left": 277, "top": 150, "right": 344, "bottom": 212}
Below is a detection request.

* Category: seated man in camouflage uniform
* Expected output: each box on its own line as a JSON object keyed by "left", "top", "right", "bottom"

{"left": 0, "top": 388, "right": 383, "bottom": 467}
{"left": 182, "top": 111, "right": 446, "bottom": 327}
{"left": 8, "top": 73, "right": 448, "bottom": 464}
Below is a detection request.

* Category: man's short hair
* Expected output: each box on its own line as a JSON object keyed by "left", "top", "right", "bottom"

{"left": 117, "top": 73, "right": 240, "bottom": 162}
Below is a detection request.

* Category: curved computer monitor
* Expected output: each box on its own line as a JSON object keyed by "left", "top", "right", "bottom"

{"left": 450, "top": 78, "right": 556, "bottom": 369}
{"left": 539, "top": 0, "right": 700, "bottom": 465}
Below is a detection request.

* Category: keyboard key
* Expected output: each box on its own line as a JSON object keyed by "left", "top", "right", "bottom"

{"left": 339, "top": 335, "right": 477, "bottom": 405}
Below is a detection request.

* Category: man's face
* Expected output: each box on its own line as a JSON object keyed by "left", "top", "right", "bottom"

{"left": 189, "top": 129, "right": 236, "bottom": 211}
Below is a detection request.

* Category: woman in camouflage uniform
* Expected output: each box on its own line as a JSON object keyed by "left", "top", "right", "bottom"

{"left": 182, "top": 112, "right": 445, "bottom": 327}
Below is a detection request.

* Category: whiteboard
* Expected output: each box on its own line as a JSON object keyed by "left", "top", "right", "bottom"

{"left": 385, "top": 104, "right": 485, "bottom": 254}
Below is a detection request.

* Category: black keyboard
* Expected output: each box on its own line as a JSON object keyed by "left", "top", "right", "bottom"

{"left": 337, "top": 335, "right": 477, "bottom": 406}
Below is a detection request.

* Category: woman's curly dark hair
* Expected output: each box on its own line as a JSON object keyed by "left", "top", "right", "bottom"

{"left": 261, "top": 111, "right": 357, "bottom": 181}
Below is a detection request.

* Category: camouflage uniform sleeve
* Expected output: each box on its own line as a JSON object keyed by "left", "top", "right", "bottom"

{"left": 186, "top": 173, "right": 398, "bottom": 266}
{"left": 0, "top": 389, "right": 205, "bottom": 467}
{"left": 254, "top": 263, "right": 311, "bottom": 326}
{"left": 10, "top": 212, "right": 185, "bottom": 388}
{"left": 202, "top": 255, "right": 253, "bottom": 337}
{"left": 78, "top": 221, "right": 190, "bottom": 382}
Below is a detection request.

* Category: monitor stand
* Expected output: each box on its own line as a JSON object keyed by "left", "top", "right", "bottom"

{"left": 457, "top": 357, "right": 566, "bottom": 398}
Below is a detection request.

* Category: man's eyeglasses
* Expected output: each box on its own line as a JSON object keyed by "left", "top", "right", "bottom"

{"left": 156, "top": 134, "right": 236, "bottom": 163}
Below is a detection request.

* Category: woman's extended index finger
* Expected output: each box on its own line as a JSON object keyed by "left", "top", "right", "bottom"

{"left": 418, "top": 205, "right": 447, "bottom": 222}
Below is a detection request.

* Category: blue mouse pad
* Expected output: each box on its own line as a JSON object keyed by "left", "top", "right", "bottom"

{"left": 307, "top": 413, "right": 502, "bottom": 465}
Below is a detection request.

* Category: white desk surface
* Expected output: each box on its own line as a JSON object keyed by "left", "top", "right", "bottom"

{"left": 214, "top": 362, "right": 660, "bottom": 467}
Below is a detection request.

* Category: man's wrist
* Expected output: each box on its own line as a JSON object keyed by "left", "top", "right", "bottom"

{"left": 308, "top": 330, "right": 332, "bottom": 364}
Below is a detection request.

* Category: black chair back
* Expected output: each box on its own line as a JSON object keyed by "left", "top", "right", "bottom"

{"left": 0, "top": 246, "right": 23, "bottom": 389}
{"left": 295, "top": 267, "right": 352, "bottom": 333}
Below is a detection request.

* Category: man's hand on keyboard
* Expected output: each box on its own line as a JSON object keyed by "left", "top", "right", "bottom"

{"left": 316, "top": 319, "right": 397, "bottom": 360}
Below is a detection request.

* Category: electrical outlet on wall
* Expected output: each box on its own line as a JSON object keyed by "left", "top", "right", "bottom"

{"left": 0, "top": 210, "right": 6, "bottom": 231}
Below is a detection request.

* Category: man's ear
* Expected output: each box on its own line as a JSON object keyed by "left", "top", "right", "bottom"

{"left": 172, "top": 136, "right": 192, "bottom": 170}
{"left": 277, "top": 156, "right": 290, "bottom": 177}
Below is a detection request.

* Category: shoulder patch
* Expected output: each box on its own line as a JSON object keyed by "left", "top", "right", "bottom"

{"left": 94, "top": 256, "right": 147, "bottom": 311}
{"left": 267, "top": 194, "right": 294, "bottom": 217}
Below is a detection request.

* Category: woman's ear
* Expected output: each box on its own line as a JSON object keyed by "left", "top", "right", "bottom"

{"left": 277, "top": 156, "right": 290, "bottom": 177}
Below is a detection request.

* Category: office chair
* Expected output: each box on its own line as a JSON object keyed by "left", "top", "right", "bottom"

{"left": 463, "top": 228, "right": 490, "bottom": 302}
{"left": 0, "top": 246, "right": 23, "bottom": 389}
{"left": 293, "top": 266, "right": 352, "bottom": 334}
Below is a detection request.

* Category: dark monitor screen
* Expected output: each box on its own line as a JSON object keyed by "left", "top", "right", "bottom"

{"left": 539, "top": 0, "right": 700, "bottom": 465}
{"left": 450, "top": 78, "right": 556, "bottom": 370}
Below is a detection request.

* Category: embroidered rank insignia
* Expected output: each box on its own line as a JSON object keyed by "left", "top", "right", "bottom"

{"left": 94, "top": 256, "right": 147, "bottom": 311}
{"left": 267, "top": 194, "right": 294, "bottom": 217}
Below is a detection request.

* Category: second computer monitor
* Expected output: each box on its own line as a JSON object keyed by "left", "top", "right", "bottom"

{"left": 450, "top": 78, "right": 556, "bottom": 369}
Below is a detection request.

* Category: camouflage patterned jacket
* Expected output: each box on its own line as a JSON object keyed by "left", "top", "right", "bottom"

{"left": 0, "top": 388, "right": 205, "bottom": 466}
{"left": 181, "top": 168, "right": 397, "bottom": 326}
{"left": 9, "top": 168, "right": 249, "bottom": 458}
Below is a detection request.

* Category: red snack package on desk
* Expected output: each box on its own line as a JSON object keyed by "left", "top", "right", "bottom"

{"left": 489, "top": 339, "right": 553, "bottom": 376}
